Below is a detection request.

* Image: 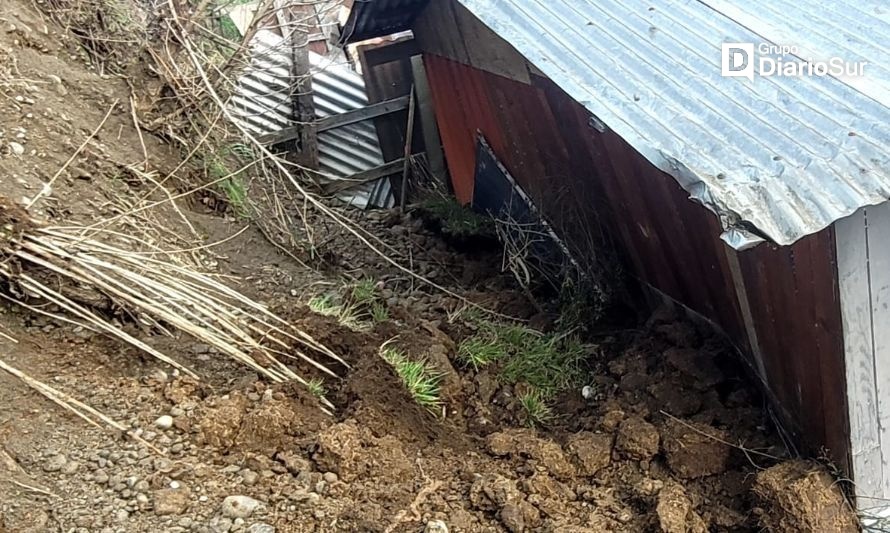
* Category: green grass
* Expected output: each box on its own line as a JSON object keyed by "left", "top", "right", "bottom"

{"left": 205, "top": 149, "right": 252, "bottom": 219}
{"left": 307, "top": 278, "right": 389, "bottom": 330}
{"left": 518, "top": 389, "right": 554, "bottom": 427}
{"left": 306, "top": 378, "right": 326, "bottom": 399}
{"left": 420, "top": 197, "right": 495, "bottom": 238}
{"left": 455, "top": 313, "right": 589, "bottom": 426}
{"left": 457, "top": 315, "right": 587, "bottom": 395}
{"left": 457, "top": 335, "right": 503, "bottom": 370}
{"left": 380, "top": 344, "right": 444, "bottom": 412}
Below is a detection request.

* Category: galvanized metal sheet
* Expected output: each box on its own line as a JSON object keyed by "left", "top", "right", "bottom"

{"left": 232, "top": 29, "right": 393, "bottom": 208}
{"left": 456, "top": 0, "right": 890, "bottom": 248}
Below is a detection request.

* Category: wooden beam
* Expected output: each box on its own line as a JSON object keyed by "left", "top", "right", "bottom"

{"left": 260, "top": 95, "right": 410, "bottom": 145}
{"left": 317, "top": 95, "right": 410, "bottom": 132}
{"left": 411, "top": 55, "right": 446, "bottom": 182}
{"left": 323, "top": 157, "right": 408, "bottom": 194}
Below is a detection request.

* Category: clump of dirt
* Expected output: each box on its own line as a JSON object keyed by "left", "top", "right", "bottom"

{"left": 753, "top": 460, "right": 858, "bottom": 532}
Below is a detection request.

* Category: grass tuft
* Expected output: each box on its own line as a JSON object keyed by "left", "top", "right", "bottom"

{"left": 307, "top": 278, "right": 389, "bottom": 331}
{"left": 380, "top": 343, "right": 444, "bottom": 412}
{"left": 518, "top": 388, "right": 554, "bottom": 427}
{"left": 306, "top": 378, "right": 326, "bottom": 399}
{"left": 419, "top": 197, "right": 495, "bottom": 238}
{"left": 457, "top": 313, "right": 588, "bottom": 396}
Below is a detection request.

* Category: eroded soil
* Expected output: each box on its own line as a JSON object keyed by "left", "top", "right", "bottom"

{"left": 0, "top": 1, "right": 856, "bottom": 532}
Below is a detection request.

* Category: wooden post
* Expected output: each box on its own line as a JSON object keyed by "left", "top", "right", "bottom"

{"left": 399, "top": 86, "right": 417, "bottom": 212}
{"left": 410, "top": 55, "right": 446, "bottom": 183}
{"left": 283, "top": 2, "right": 318, "bottom": 168}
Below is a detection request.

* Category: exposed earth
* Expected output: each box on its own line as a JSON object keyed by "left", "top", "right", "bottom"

{"left": 0, "top": 1, "right": 858, "bottom": 532}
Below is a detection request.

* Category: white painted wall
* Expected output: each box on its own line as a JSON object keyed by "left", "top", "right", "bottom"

{"left": 836, "top": 201, "right": 890, "bottom": 518}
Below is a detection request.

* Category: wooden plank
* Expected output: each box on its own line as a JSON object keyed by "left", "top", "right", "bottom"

{"left": 411, "top": 55, "right": 447, "bottom": 182}
{"left": 323, "top": 158, "right": 406, "bottom": 194}
{"left": 725, "top": 244, "right": 769, "bottom": 384}
{"left": 835, "top": 208, "right": 883, "bottom": 505}
{"left": 316, "top": 96, "right": 410, "bottom": 132}
{"left": 259, "top": 96, "right": 410, "bottom": 144}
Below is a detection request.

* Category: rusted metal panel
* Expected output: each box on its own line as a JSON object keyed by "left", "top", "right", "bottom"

{"left": 423, "top": 53, "right": 850, "bottom": 468}
{"left": 736, "top": 231, "right": 850, "bottom": 470}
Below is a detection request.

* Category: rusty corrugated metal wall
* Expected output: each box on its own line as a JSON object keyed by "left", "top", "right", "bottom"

{"left": 422, "top": 52, "right": 850, "bottom": 470}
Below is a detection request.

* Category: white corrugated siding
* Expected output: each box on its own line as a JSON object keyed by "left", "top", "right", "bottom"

{"left": 232, "top": 30, "right": 393, "bottom": 208}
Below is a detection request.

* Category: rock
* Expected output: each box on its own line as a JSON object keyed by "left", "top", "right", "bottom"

{"left": 221, "top": 495, "right": 264, "bottom": 519}
{"left": 424, "top": 519, "right": 449, "bottom": 533}
{"left": 615, "top": 417, "right": 659, "bottom": 461}
{"left": 43, "top": 453, "right": 68, "bottom": 472}
{"left": 753, "top": 461, "right": 857, "bottom": 533}
{"left": 240, "top": 469, "right": 259, "bottom": 486}
{"left": 500, "top": 500, "right": 540, "bottom": 532}
{"left": 153, "top": 488, "right": 191, "bottom": 515}
{"left": 7, "top": 142, "right": 25, "bottom": 156}
{"left": 600, "top": 409, "right": 625, "bottom": 432}
{"left": 656, "top": 483, "right": 707, "bottom": 533}
{"left": 322, "top": 472, "right": 338, "bottom": 483}
{"left": 247, "top": 523, "right": 275, "bottom": 533}
{"left": 275, "top": 451, "right": 310, "bottom": 476}
{"left": 210, "top": 516, "right": 234, "bottom": 533}
{"left": 661, "top": 419, "right": 730, "bottom": 478}
{"left": 155, "top": 415, "right": 174, "bottom": 429}
{"left": 566, "top": 431, "right": 612, "bottom": 476}
{"left": 469, "top": 473, "right": 521, "bottom": 511}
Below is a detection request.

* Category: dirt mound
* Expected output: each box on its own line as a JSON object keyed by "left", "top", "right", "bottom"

{"left": 753, "top": 460, "right": 857, "bottom": 533}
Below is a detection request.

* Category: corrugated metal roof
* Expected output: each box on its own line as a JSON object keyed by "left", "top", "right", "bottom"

{"left": 452, "top": 0, "right": 890, "bottom": 248}
{"left": 310, "top": 53, "right": 395, "bottom": 208}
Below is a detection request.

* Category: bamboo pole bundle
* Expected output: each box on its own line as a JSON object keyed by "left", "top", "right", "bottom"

{"left": 0, "top": 212, "right": 345, "bottom": 411}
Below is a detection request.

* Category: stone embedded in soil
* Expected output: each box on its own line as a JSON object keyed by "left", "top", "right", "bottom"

{"left": 499, "top": 499, "right": 541, "bottom": 532}
{"left": 614, "top": 417, "right": 660, "bottom": 461}
{"left": 221, "top": 495, "right": 264, "bottom": 519}
{"left": 600, "top": 409, "right": 625, "bottom": 432}
{"left": 524, "top": 473, "right": 576, "bottom": 501}
{"left": 566, "top": 431, "right": 612, "bottom": 476}
{"left": 486, "top": 429, "right": 575, "bottom": 479}
{"left": 660, "top": 419, "right": 730, "bottom": 478}
{"left": 274, "top": 451, "right": 310, "bottom": 476}
{"left": 154, "top": 415, "right": 174, "bottom": 429}
{"left": 424, "top": 519, "right": 449, "bottom": 533}
{"left": 469, "top": 473, "right": 521, "bottom": 511}
{"left": 752, "top": 460, "right": 857, "bottom": 533}
{"left": 247, "top": 523, "right": 275, "bottom": 533}
{"left": 153, "top": 487, "right": 191, "bottom": 515}
{"left": 43, "top": 453, "right": 67, "bottom": 472}
{"left": 656, "top": 483, "right": 707, "bottom": 533}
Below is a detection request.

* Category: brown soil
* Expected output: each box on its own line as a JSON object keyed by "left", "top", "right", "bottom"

{"left": 0, "top": 1, "right": 858, "bottom": 532}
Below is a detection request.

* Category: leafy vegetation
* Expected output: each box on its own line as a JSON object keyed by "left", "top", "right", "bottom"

{"left": 380, "top": 343, "right": 444, "bottom": 412}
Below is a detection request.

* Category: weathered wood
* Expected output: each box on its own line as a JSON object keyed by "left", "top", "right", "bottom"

{"left": 317, "top": 96, "right": 410, "bottom": 132}
{"left": 411, "top": 55, "right": 446, "bottom": 182}
{"left": 835, "top": 207, "right": 884, "bottom": 506}
{"left": 324, "top": 158, "right": 406, "bottom": 195}
{"left": 724, "top": 244, "right": 768, "bottom": 384}
{"left": 399, "top": 88, "right": 417, "bottom": 212}
{"left": 260, "top": 96, "right": 411, "bottom": 145}
{"left": 289, "top": 8, "right": 317, "bottom": 168}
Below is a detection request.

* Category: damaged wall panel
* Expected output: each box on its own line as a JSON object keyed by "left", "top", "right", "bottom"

{"left": 422, "top": 52, "right": 851, "bottom": 471}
